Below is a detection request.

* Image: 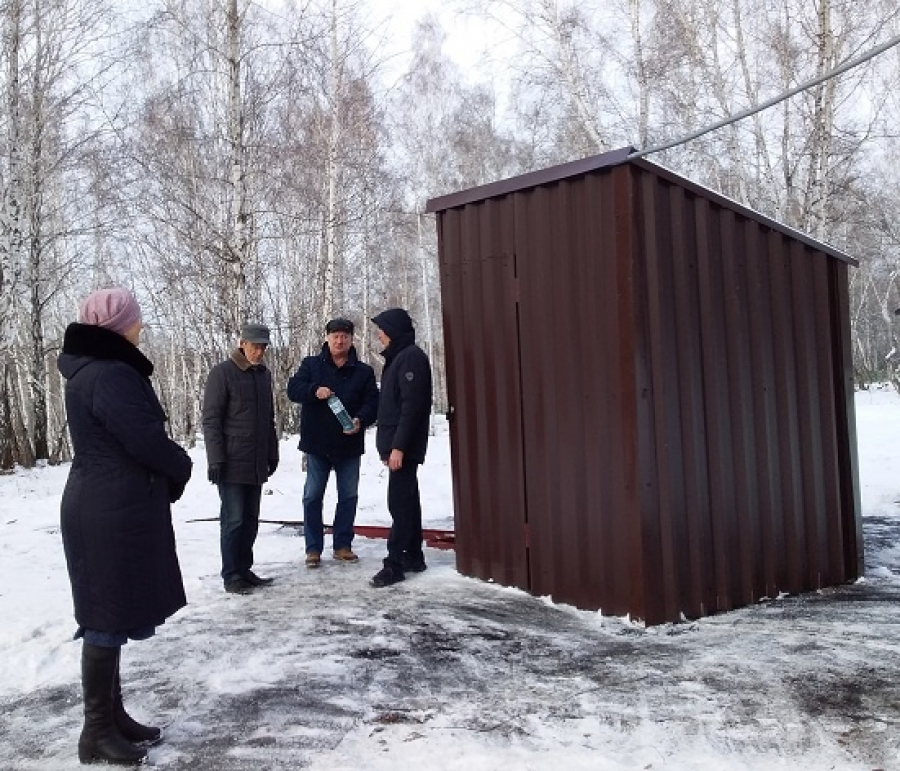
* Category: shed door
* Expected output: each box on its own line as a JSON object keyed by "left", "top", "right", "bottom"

{"left": 438, "top": 202, "right": 528, "bottom": 588}
{"left": 513, "top": 173, "right": 637, "bottom": 615}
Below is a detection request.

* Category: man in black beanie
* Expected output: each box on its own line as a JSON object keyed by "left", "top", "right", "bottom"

{"left": 370, "top": 308, "right": 433, "bottom": 587}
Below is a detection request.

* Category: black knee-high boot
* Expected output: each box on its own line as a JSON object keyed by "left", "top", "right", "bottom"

{"left": 78, "top": 643, "right": 147, "bottom": 766}
{"left": 114, "top": 650, "right": 162, "bottom": 745}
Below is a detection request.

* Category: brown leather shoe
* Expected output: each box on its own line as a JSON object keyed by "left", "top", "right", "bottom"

{"left": 332, "top": 548, "right": 359, "bottom": 563}
{"left": 305, "top": 552, "right": 321, "bottom": 568}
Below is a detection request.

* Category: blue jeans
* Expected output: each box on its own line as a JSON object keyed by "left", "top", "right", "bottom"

{"left": 302, "top": 453, "right": 360, "bottom": 554}
{"left": 218, "top": 483, "right": 262, "bottom": 584}
{"left": 74, "top": 626, "right": 156, "bottom": 647}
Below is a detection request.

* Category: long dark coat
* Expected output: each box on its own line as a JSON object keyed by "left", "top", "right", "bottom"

{"left": 375, "top": 331, "right": 433, "bottom": 464}
{"left": 201, "top": 349, "right": 278, "bottom": 485}
{"left": 286, "top": 344, "right": 379, "bottom": 461}
{"left": 58, "top": 323, "right": 192, "bottom": 633}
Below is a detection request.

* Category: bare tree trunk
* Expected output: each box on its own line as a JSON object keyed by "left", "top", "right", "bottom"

{"left": 226, "top": 0, "right": 247, "bottom": 328}
{"left": 541, "top": 0, "right": 606, "bottom": 151}
{"left": 3, "top": 362, "right": 34, "bottom": 468}
{"left": 25, "top": 11, "right": 48, "bottom": 460}
{"left": 1, "top": 0, "right": 25, "bottom": 353}
{"left": 802, "top": 0, "right": 836, "bottom": 240}
{"left": 3, "top": 0, "right": 45, "bottom": 462}
{"left": 416, "top": 211, "right": 434, "bottom": 367}
{"left": 731, "top": 0, "right": 779, "bottom": 212}
{"left": 628, "top": 0, "right": 650, "bottom": 148}
{"left": 323, "top": 0, "right": 341, "bottom": 321}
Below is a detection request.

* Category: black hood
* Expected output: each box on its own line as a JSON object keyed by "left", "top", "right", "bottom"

{"left": 372, "top": 308, "right": 414, "bottom": 340}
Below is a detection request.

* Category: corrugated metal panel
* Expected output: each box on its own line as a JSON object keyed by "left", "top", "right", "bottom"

{"left": 431, "top": 151, "right": 862, "bottom": 625}
{"left": 831, "top": 261, "right": 864, "bottom": 577}
{"left": 629, "top": 164, "right": 860, "bottom": 622}
{"left": 514, "top": 168, "right": 643, "bottom": 618}
{"left": 437, "top": 198, "right": 528, "bottom": 588}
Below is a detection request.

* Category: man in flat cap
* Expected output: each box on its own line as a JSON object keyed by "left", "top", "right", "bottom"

{"left": 202, "top": 323, "right": 279, "bottom": 594}
{"left": 287, "top": 318, "right": 379, "bottom": 568}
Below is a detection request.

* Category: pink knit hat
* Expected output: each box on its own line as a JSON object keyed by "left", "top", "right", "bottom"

{"left": 78, "top": 288, "right": 142, "bottom": 335}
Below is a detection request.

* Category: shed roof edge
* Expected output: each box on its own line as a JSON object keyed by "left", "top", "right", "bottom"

{"left": 629, "top": 156, "right": 858, "bottom": 267}
{"left": 424, "top": 146, "right": 857, "bottom": 267}
{"left": 424, "top": 147, "right": 634, "bottom": 213}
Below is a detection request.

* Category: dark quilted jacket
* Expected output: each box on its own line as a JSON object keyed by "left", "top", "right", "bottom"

{"left": 201, "top": 349, "right": 278, "bottom": 485}
{"left": 58, "top": 323, "right": 192, "bottom": 633}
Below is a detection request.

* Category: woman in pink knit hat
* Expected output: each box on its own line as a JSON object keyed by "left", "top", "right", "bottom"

{"left": 58, "top": 287, "right": 193, "bottom": 766}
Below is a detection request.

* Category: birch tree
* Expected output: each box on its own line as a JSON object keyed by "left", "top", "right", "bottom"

{"left": 0, "top": 0, "right": 121, "bottom": 466}
{"left": 0, "top": 0, "right": 26, "bottom": 467}
{"left": 127, "top": 0, "right": 267, "bottom": 341}
{"left": 385, "top": 15, "right": 525, "bottom": 408}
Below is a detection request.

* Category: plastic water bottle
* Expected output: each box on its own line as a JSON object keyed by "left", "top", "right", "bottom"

{"left": 327, "top": 395, "right": 355, "bottom": 431}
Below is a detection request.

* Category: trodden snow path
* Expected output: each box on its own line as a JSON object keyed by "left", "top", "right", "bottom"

{"left": 1, "top": 398, "right": 899, "bottom": 770}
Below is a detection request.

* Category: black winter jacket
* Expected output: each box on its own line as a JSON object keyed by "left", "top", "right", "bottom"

{"left": 287, "top": 344, "right": 379, "bottom": 461}
{"left": 58, "top": 323, "right": 192, "bottom": 633}
{"left": 202, "top": 349, "right": 279, "bottom": 485}
{"left": 375, "top": 332, "right": 432, "bottom": 463}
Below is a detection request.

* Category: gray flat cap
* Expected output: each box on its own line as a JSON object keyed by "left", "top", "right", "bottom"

{"left": 240, "top": 323, "right": 270, "bottom": 344}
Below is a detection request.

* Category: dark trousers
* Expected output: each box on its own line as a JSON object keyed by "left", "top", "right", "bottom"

{"left": 218, "top": 482, "right": 262, "bottom": 584}
{"left": 385, "top": 462, "right": 423, "bottom": 570}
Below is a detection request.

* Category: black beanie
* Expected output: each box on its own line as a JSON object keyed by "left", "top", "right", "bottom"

{"left": 371, "top": 308, "right": 414, "bottom": 339}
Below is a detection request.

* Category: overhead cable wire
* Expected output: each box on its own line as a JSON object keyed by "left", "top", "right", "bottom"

{"left": 631, "top": 33, "right": 900, "bottom": 159}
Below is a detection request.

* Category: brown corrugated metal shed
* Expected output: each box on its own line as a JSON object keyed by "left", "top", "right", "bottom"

{"left": 425, "top": 146, "right": 862, "bottom": 626}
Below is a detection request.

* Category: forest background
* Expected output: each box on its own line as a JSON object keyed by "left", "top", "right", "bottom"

{"left": 1, "top": 0, "right": 899, "bottom": 469}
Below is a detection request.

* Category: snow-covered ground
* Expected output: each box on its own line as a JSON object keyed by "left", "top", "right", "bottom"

{"left": 1, "top": 393, "right": 899, "bottom": 770}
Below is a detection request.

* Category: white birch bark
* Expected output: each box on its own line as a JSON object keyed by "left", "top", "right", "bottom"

{"left": 226, "top": 0, "right": 248, "bottom": 328}
{"left": 628, "top": 0, "right": 650, "bottom": 148}
{"left": 802, "top": 0, "right": 837, "bottom": 240}
{"left": 323, "top": 0, "right": 340, "bottom": 321}
{"left": 1, "top": 0, "right": 24, "bottom": 354}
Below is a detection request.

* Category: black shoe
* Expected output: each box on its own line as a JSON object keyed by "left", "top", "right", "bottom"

{"left": 402, "top": 557, "right": 427, "bottom": 573}
{"left": 243, "top": 570, "right": 274, "bottom": 586}
{"left": 224, "top": 577, "right": 255, "bottom": 594}
{"left": 371, "top": 566, "right": 405, "bottom": 588}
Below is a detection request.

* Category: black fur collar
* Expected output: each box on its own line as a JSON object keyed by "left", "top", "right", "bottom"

{"left": 61, "top": 323, "right": 154, "bottom": 378}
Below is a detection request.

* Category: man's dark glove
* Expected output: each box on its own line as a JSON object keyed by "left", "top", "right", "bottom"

{"left": 267, "top": 459, "right": 279, "bottom": 476}
{"left": 169, "top": 479, "right": 187, "bottom": 503}
{"left": 208, "top": 464, "right": 224, "bottom": 485}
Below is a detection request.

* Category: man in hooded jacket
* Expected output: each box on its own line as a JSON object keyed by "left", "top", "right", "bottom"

{"left": 369, "top": 308, "right": 433, "bottom": 588}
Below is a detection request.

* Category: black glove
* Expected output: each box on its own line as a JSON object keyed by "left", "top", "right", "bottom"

{"left": 169, "top": 479, "right": 187, "bottom": 503}
{"left": 208, "top": 464, "right": 224, "bottom": 485}
{"left": 267, "top": 459, "right": 279, "bottom": 476}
